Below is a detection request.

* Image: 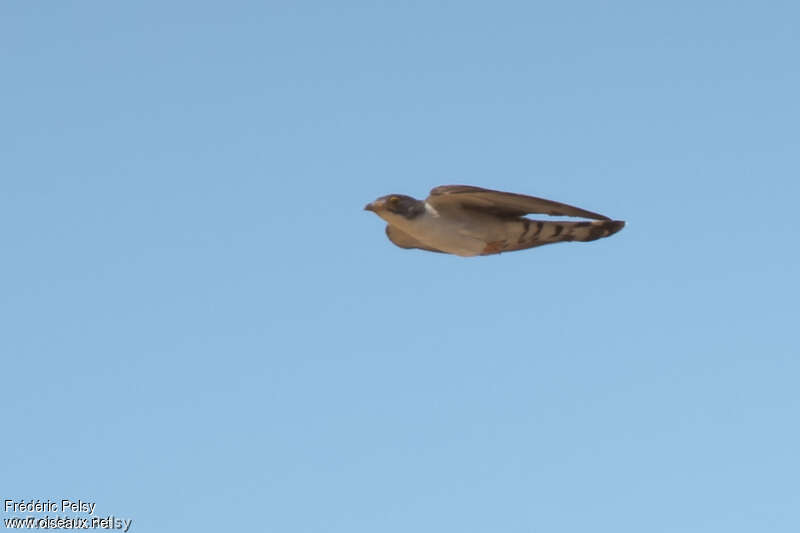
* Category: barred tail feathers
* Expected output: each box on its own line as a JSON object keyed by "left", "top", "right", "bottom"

{"left": 481, "top": 219, "right": 625, "bottom": 255}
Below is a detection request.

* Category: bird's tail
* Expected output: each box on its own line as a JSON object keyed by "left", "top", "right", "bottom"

{"left": 483, "top": 219, "right": 625, "bottom": 254}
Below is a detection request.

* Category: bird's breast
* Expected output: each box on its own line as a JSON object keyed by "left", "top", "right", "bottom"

{"left": 394, "top": 207, "right": 503, "bottom": 257}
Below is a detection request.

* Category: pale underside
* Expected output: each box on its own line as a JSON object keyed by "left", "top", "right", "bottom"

{"left": 386, "top": 203, "right": 519, "bottom": 256}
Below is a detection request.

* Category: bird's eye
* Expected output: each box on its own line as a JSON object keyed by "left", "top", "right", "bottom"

{"left": 389, "top": 196, "right": 399, "bottom": 204}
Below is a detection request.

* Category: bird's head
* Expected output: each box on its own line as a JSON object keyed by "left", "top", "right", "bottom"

{"left": 364, "top": 194, "right": 424, "bottom": 221}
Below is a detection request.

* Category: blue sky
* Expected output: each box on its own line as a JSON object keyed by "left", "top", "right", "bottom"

{"left": 2, "top": 1, "right": 798, "bottom": 531}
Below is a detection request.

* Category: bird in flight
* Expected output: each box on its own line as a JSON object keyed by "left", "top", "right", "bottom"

{"left": 364, "top": 185, "right": 624, "bottom": 257}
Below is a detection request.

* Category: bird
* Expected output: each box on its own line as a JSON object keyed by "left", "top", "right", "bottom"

{"left": 364, "top": 185, "right": 624, "bottom": 257}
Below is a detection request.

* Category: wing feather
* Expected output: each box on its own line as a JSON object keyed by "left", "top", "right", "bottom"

{"left": 427, "top": 185, "right": 610, "bottom": 220}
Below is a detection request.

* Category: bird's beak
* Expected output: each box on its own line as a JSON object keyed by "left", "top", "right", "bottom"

{"left": 364, "top": 202, "right": 376, "bottom": 212}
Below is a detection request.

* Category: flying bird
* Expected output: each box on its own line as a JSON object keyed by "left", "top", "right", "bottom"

{"left": 364, "top": 185, "right": 624, "bottom": 257}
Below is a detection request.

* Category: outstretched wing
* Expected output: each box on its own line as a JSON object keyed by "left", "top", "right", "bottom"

{"left": 427, "top": 185, "right": 610, "bottom": 220}
{"left": 385, "top": 225, "right": 445, "bottom": 253}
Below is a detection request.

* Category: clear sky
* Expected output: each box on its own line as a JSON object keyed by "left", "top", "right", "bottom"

{"left": 2, "top": 1, "right": 798, "bottom": 532}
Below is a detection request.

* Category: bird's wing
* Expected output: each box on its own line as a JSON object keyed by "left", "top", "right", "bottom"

{"left": 427, "top": 185, "right": 610, "bottom": 220}
{"left": 385, "top": 225, "right": 445, "bottom": 253}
